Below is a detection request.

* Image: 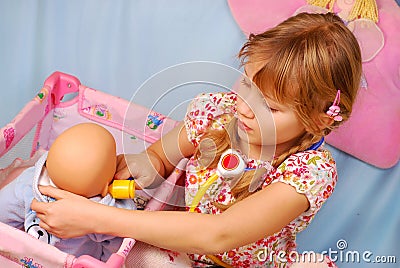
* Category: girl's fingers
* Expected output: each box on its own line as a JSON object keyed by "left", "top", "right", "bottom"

{"left": 34, "top": 207, "right": 62, "bottom": 238}
{"left": 115, "top": 155, "right": 133, "bottom": 180}
{"left": 115, "top": 154, "right": 127, "bottom": 172}
{"left": 38, "top": 186, "right": 82, "bottom": 201}
{"left": 37, "top": 185, "right": 69, "bottom": 200}
{"left": 114, "top": 168, "right": 131, "bottom": 180}
{"left": 38, "top": 219, "right": 51, "bottom": 233}
{"left": 30, "top": 198, "right": 48, "bottom": 213}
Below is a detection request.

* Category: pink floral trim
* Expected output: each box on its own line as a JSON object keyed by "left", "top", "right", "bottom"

{"left": 3, "top": 127, "right": 15, "bottom": 149}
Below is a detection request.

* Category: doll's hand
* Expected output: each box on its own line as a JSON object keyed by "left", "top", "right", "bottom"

{"left": 114, "top": 153, "right": 163, "bottom": 189}
{"left": 31, "top": 186, "right": 101, "bottom": 238}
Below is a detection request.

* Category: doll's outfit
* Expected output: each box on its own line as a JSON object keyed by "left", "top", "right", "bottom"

{"left": 0, "top": 152, "right": 136, "bottom": 262}
{"left": 183, "top": 92, "right": 337, "bottom": 267}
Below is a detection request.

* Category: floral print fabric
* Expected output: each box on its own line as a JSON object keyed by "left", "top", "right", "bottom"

{"left": 183, "top": 92, "right": 338, "bottom": 267}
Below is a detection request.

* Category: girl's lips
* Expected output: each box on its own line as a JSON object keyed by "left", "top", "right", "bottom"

{"left": 238, "top": 119, "right": 252, "bottom": 131}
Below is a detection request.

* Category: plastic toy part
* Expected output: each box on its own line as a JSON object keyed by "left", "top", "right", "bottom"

{"left": 217, "top": 149, "right": 246, "bottom": 180}
{"left": 72, "top": 253, "right": 125, "bottom": 268}
{"left": 189, "top": 149, "right": 246, "bottom": 212}
{"left": 44, "top": 71, "right": 81, "bottom": 107}
{"left": 108, "top": 179, "right": 135, "bottom": 199}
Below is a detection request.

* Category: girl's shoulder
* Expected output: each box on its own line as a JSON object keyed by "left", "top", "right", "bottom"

{"left": 259, "top": 148, "right": 337, "bottom": 188}
{"left": 186, "top": 92, "right": 237, "bottom": 115}
{"left": 280, "top": 148, "right": 336, "bottom": 171}
{"left": 268, "top": 148, "right": 337, "bottom": 214}
{"left": 184, "top": 92, "right": 237, "bottom": 146}
{"left": 273, "top": 149, "right": 337, "bottom": 183}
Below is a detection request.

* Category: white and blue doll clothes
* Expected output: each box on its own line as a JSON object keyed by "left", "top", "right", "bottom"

{"left": 0, "top": 152, "right": 136, "bottom": 261}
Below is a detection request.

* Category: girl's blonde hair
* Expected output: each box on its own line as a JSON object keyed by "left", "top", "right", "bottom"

{"left": 195, "top": 12, "right": 362, "bottom": 208}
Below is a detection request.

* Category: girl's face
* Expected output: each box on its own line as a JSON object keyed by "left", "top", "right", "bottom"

{"left": 234, "top": 62, "right": 305, "bottom": 158}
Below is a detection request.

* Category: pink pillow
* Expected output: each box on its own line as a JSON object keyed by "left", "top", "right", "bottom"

{"left": 228, "top": 0, "right": 400, "bottom": 168}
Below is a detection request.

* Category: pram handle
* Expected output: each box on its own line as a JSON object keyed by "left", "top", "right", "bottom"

{"left": 72, "top": 253, "right": 125, "bottom": 268}
{"left": 44, "top": 71, "right": 81, "bottom": 106}
{"left": 72, "top": 238, "right": 135, "bottom": 268}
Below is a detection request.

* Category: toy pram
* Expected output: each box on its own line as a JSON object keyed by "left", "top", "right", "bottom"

{"left": 0, "top": 71, "right": 187, "bottom": 268}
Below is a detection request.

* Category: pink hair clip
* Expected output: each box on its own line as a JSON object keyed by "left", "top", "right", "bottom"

{"left": 326, "top": 90, "right": 343, "bottom": 122}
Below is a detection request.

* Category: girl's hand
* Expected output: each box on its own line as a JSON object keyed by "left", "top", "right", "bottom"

{"left": 114, "top": 153, "right": 163, "bottom": 189}
{"left": 30, "top": 186, "right": 101, "bottom": 238}
{"left": 114, "top": 122, "right": 194, "bottom": 189}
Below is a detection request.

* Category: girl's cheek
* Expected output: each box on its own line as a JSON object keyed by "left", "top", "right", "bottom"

{"left": 237, "top": 97, "right": 255, "bottom": 117}
{"left": 257, "top": 115, "right": 276, "bottom": 139}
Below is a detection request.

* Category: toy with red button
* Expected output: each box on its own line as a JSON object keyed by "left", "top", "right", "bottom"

{"left": 189, "top": 149, "right": 246, "bottom": 212}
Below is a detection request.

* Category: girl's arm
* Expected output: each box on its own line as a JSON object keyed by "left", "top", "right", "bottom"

{"left": 31, "top": 122, "right": 308, "bottom": 254}
{"left": 32, "top": 180, "right": 308, "bottom": 254}
{"left": 114, "top": 122, "right": 195, "bottom": 188}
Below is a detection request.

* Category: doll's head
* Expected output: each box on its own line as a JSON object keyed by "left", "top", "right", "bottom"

{"left": 46, "top": 123, "right": 116, "bottom": 198}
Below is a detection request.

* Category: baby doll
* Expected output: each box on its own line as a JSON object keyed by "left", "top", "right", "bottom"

{"left": 0, "top": 123, "right": 136, "bottom": 261}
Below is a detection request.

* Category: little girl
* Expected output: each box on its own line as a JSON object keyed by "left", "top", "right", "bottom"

{"left": 32, "top": 12, "right": 362, "bottom": 267}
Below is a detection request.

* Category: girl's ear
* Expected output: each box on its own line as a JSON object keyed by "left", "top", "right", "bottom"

{"left": 319, "top": 113, "right": 335, "bottom": 128}
{"left": 304, "top": 113, "right": 334, "bottom": 134}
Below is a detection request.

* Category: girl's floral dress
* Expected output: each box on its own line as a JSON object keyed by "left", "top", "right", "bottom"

{"left": 183, "top": 92, "right": 337, "bottom": 267}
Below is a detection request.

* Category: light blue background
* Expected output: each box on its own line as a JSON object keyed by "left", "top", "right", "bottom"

{"left": 1, "top": 1, "right": 399, "bottom": 267}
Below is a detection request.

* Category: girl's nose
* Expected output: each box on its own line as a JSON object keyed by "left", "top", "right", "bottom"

{"left": 236, "top": 96, "right": 255, "bottom": 119}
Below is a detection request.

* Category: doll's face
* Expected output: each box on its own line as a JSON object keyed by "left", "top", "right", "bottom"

{"left": 46, "top": 123, "right": 116, "bottom": 198}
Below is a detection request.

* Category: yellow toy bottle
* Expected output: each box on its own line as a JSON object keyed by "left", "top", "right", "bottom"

{"left": 108, "top": 179, "right": 135, "bottom": 199}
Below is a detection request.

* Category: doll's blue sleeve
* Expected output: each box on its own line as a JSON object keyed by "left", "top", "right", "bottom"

{"left": 0, "top": 167, "right": 35, "bottom": 229}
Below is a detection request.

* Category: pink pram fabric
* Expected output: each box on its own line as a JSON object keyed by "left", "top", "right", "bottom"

{"left": 0, "top": 71, "right": 187, "bottom": 268}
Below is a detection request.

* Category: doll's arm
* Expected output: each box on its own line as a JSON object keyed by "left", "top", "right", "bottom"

{"left": 0, "top": 168, "right": 34, "bottom": 229}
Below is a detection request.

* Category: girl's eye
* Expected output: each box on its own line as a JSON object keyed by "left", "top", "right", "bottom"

{"left": 263, "top": 101, "right": 278, "bottom": 112}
